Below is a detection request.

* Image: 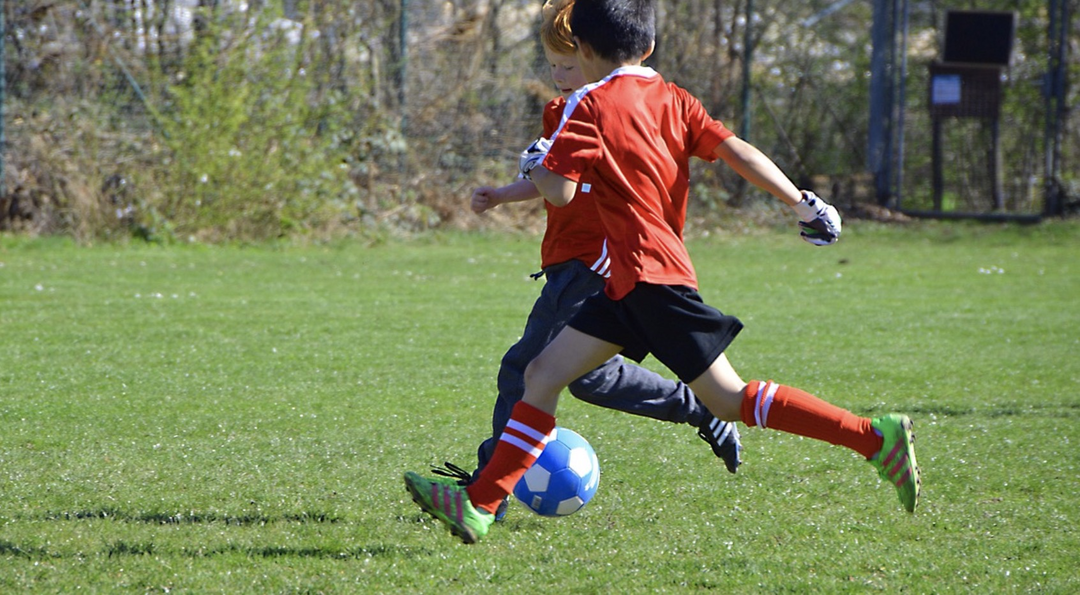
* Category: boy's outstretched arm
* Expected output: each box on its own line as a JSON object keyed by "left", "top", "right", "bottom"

{"left": 713, "top": 136, "right": 842, "bottom": 245}
{"left": 712, "top": 136, "right": 802, "bottom": 205}
{"left": 471, "top": 179, "right": 542, "bottom": 214}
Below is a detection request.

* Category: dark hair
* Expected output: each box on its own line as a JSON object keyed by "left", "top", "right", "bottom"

{"left": 570, "top": 0, "right": 655, "bottom": 63}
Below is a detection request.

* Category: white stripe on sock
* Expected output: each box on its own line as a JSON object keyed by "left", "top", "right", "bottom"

{"left": 500, "top": 433, "right": 545, "bottom": 458}
{"left": 506, "top": 419, "right": 550, "bottom": 443}
{"left": 760, "top": 382, "right": 779, "bottom": 429}
{"left": 753, "top": 383, "right": 766, "bottom": 428}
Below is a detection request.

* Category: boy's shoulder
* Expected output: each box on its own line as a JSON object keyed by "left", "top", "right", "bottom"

{"left": 543, "top": 97, "right": 567, "bottom": 133}
{"left": 544, "top": 96, "right": 567, "bottom": 111}
{"left": 574, "top": 67, "right": 673, "bottom": 104}
{"left": 571, "top": 68, "right": 702, "bottom": 116}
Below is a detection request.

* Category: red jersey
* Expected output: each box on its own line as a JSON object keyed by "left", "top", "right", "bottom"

{"left": 538, "top": 99, "right": 610, "bottom": 275}
{"left": 543, "top": 66, "right": 733, "bottom": 300}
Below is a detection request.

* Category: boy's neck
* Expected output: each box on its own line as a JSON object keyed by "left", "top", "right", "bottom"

{"left": 577, "top": 39, "right": 655, "bottom": 82}
{"left": 584, "top": 58, "right": 644, "bottom": 83}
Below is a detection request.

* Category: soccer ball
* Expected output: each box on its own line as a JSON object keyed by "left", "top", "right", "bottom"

{"left": 513, "top": 426, "right": 600, "bottom": 517}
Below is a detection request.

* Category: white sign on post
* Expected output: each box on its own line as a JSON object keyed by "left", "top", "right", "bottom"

{"left": 932, "top": 74, "right": 962, "bottom": 105}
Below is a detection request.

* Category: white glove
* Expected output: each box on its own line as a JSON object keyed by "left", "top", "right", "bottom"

{"left": 791, "top": 190, "right": 841, "bottom": 246}
{"left": 518, "top": 137, "right": 553, "bottom": 180}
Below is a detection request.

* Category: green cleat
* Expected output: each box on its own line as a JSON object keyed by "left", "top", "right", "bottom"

{"left": 869, "top": 414, "right": 921, "bottom": 513}
{"left": 431, "top": 462, "right": 510, "bottom": 522}
{"left": 404, "top": 471, "right": 495, "bottom": 544}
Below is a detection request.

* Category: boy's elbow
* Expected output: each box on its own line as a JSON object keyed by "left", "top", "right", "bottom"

{"left": 533, "top": 169, "right": 576, "bottom": 206}
{"left": 547, "top": 192, "right": 574, "bottom": 207}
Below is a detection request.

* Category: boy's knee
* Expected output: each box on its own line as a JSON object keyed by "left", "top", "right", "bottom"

{"left": 524, "top": 352, "right": 568, "bottom": 394}
{"left": 522, "top": 356, "right": 548, "bottom": 389}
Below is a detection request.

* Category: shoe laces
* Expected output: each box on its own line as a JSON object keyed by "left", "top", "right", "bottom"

{"left": 431, "top": 461, "right": 472, "bottom": 486}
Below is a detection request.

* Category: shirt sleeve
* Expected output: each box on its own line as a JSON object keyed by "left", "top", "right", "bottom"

{"left": 679, "top": 86, "right": 734, "bottom": 162}
{"left": 542, "top": 99, "right": 602, "bottom": 183}
{"left": 541, "top": 98, "right": 563, "bottom": 138}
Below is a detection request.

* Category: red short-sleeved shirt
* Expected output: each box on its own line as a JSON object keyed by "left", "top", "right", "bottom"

{"left": 543, "top": 66, "right": 733, "bottom": 300}
{"left": 538, "top": 99, "right": 610, "bottom": 275}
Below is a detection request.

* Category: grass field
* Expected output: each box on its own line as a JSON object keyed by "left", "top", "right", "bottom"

{"left": 1, "top": 221, "right": 1078, "bottom": 592}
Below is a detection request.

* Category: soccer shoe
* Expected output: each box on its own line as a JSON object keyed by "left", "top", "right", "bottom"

{"left": 404, "top": 471, "right": 495, "bottom": 544}
{"left": 431, "top": 462, "right": 509, "bottom": 522}
{"left": 697, "top": 413, "right": 742, "bottom": 474}
{"left": 868, "top": 414, "right": 921, "bottom": 513}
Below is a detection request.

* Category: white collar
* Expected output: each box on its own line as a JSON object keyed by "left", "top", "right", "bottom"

{"left": 552, "top": 66, "right": 660, "bottom": 138}
{"left": 603, "top": 65, "right": 658, "bottom": 81}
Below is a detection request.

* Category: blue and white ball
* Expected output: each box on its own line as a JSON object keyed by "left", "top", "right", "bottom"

{"left": 513, "top": 427, "right": 600, "bottom": 517}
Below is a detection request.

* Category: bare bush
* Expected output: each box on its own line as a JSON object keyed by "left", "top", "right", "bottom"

{"left": 2, "top": 0, "right": 1076, "bottom": 241}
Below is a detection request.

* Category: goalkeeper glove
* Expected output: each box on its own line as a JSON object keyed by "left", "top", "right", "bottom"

{"left": 518, "top": 137, "right": 552, "bottom": 181}
{"left": 791, "top": 190, "right": 842, "bottom": 246}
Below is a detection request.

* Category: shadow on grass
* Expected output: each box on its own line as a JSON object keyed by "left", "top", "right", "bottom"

{"left": 0, "top": 540, "right": 54, "bottom": 559}
{"left": 1, "top": 512, "right": 439, "bottom": 561}
{"left": 3, "top": 538, "right": 431, "bottom": 561}
{"left": 861, "top": 401, "right": 1080, "bottom": 418}
{"left": 106, "top": 540, "right": 155, "bottom": 557}
{"left": 181, "top": 543, "right": 431, "bottom": 560}
{"left": 41, "top": 508, "right": 343, "bottom": 525}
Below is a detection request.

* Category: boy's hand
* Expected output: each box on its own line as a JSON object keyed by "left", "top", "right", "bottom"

{"left": 518, "top": 137, "right": 553, "bottom": 180}
{"left": 792, "top": 190, "right": 841, "bottom": 246}
{"left": 471, "top": 186, "right": 499, "bottom": 214}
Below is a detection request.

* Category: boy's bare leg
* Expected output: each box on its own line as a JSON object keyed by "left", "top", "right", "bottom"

{"left": 448, "top": 326, "right": 622, "bottom": 517}
{"left": 689, "top": 353, "right": 919, "bottom": 511}
{"left": 687, "top": 353, "right": 748, "bottom": 422}
{"left": 689, "top": 353, "right": 876, "bottom": 450}
{"left": 522, "top": 326, "right": 623, "bottom": 415}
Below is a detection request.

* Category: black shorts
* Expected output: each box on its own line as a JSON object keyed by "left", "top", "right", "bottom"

{"left": 567, "top": 283, "right": 743, "bottom": 383}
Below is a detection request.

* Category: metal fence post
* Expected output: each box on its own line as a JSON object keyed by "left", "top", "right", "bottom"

{"left": 738, "top": 0, "right": 753, "bottom": 142}
{"left": 1, "top": 0, "right": 6, "bottom": 200}
{"left": 1044, "top": 0, "right": 1068, "bottom": 216}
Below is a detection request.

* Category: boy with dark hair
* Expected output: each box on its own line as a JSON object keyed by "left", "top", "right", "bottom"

{"left": 446, "top": 0, "right": 741, "bottom": 522}
{"left": 406, "top": 0, "right": 920, "bottom": 545}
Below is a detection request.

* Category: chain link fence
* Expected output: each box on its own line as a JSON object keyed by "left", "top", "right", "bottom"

{"left": 1, "top": 0, "right": 1076, "bottom": 240}
{"left": 896, "top": 3, "right": 1077, "bottom": 218}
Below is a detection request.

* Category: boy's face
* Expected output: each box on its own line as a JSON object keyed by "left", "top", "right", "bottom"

{"left": 544, "top": 46, "right": 587, "bottom": 98}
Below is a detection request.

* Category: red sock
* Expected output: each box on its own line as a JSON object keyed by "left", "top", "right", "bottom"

{"left": 467, "top": 401, "right": 556, "bottom": 514}
{"left": 740, "top": 380, "right": 883, "bottom": 459}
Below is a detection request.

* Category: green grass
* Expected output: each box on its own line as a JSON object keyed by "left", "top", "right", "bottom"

{"left": 1, "top": 221, "right": 1078, "bottom": 592}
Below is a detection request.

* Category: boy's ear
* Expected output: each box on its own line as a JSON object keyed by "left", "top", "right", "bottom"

{"left": 573, "top": 36, "right": 594, "bottom": 60}
{"left": 641, "top": 40, "right": 655, "bottom": 61}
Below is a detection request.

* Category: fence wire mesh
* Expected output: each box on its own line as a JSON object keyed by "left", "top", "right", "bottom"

{"left": 1, "top": 0, "right": 1077, "bottom": 240}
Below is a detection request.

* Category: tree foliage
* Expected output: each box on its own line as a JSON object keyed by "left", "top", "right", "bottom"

{"left": 2, "top": 0, "right": 1077, "bottom": 240}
